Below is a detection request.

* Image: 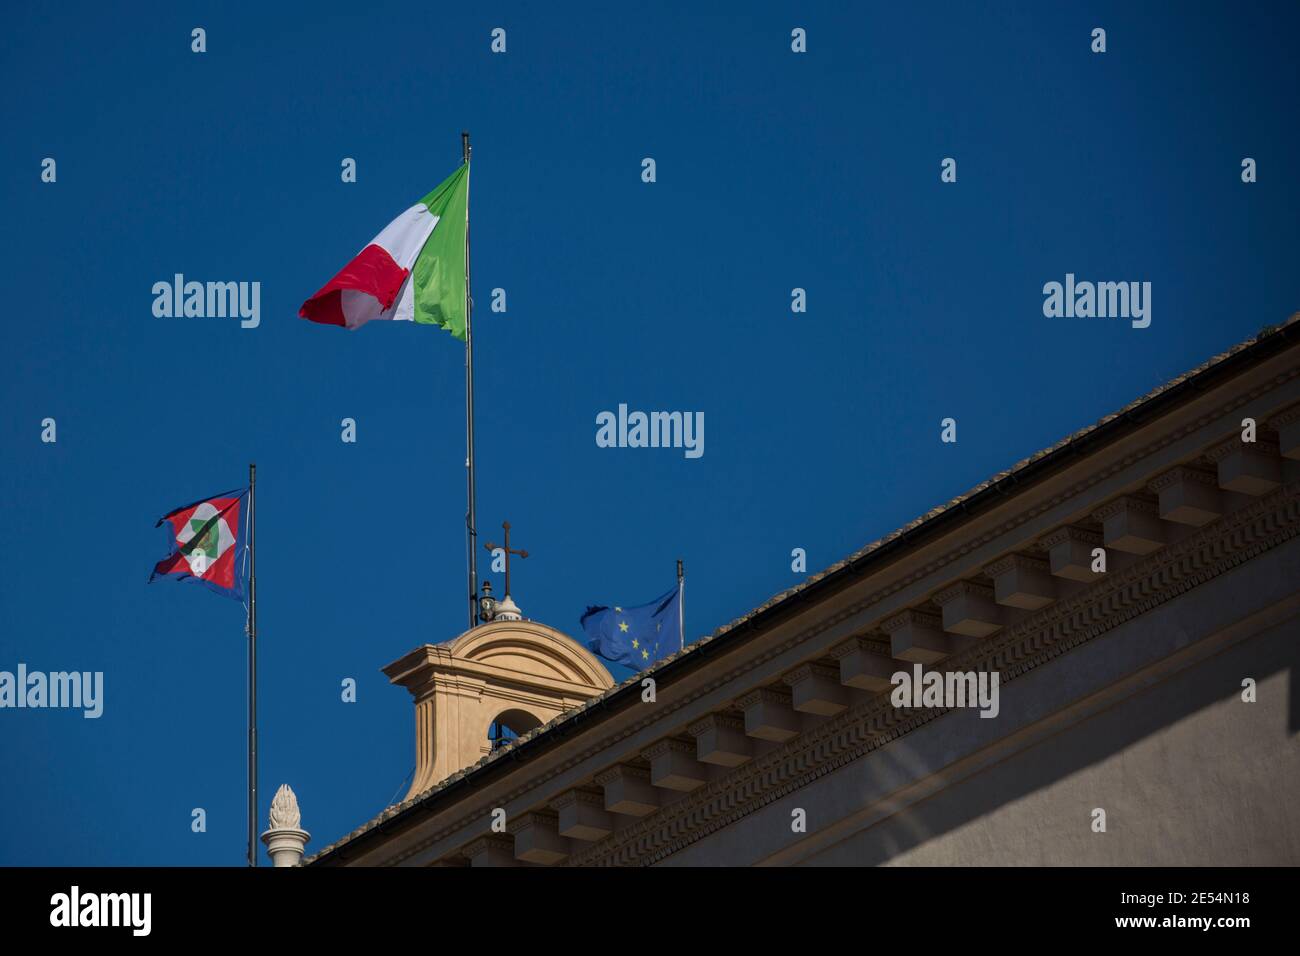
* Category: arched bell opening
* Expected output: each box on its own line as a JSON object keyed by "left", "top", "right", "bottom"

{"left": 487, "top": 708, "right": 543, "bottom": 751}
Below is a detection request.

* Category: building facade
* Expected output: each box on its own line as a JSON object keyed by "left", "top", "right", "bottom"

{"left": 308, "top": 318, "right": 1300, "bottom": 866}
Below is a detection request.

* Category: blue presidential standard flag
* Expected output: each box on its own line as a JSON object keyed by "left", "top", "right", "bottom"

{"left": 580, "top": 584, "right": 683, "bottom": 669}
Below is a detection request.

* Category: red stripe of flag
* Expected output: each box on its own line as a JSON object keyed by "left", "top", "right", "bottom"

{"left": 299, "top": 244, "right": 409, "bottom": 326}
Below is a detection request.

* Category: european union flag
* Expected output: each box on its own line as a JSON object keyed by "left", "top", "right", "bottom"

{"left": 580, "top": 584, "right": 682, "bottom": 669}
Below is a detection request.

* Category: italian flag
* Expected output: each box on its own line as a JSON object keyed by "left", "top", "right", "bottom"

{"left": 300, "top": 163, "right": 468, "bottom": 338}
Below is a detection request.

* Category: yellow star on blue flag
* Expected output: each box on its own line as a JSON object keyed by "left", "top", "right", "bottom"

{"left": 579, "top": 584, "right": 683, "bottom": 670}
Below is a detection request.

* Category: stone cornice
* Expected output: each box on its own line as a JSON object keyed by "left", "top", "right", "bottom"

{"left": 1148, "top": 464, "right": 1219, "bottom": 493}
{"left": 687, "top": 713, "right": 743, "bottom": 735}
{"left": 328, "top": 368, "right": 1300, "bottom": 866}
{"left": 464, "top": 835, "right": 513, "bottom": 856}
{"left": 593, "top": 764, "right": 649, "bottom": 787}
{"left": 782, "top": 663, "right": 839, "bottom": 685}
{"left": 380, "top": 467, "right": 1297, "bottom": 866}
{"left": 734, "top": 686, "right": 791, "bottom": 709}
{"left": 932, "top": 580, "right": 994, "bottom": 606}
{"left": 549, "top": 788, "right": 604, "bottom": 811}
{"left": 641, "top": 738, "right": 694, "bottom": 761}
{"left": 1206, "top": 436, "right": 1279, "bottom": 462}
{"left": 881, "top": 609, "right": 942, "bottom": 633}
{"left": 982, "top": 553, "right": 1049, "bottom": 577}
{"left": 566, "top": 482, "right": 1300, "bottom": 866}
{"left": 1038, "top": 525, "right": 1100, "bottom": 548}
{"left": 1092, "top": 495, "right": 1159, "bottom": 521}
{"left": 397, "top": 656, "right": 604, "bottom": 701}
{"left": 1269, "top": 402, "right": 1300, "bottom": 427}
{"left": 829, "top": 636, "right": 879, "bottom": 659}
{"left": 507, "top": 810, "right": 558, "bottom": 834}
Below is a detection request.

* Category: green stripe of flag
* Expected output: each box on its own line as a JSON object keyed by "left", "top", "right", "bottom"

{"left": 413, "top": 163, "right": 469, "bottom": 340}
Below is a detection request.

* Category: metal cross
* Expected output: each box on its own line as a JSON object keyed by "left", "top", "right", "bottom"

{"left": 484, "top": 521, "right": 528, "bottom": 598}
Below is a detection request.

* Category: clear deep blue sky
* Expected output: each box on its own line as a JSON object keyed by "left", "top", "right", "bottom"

{"left": 3, "top": 2, "right": 1297, "bottom": 865}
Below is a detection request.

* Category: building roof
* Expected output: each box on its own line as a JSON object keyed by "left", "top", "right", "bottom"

{"left": 307, "top": 314, "right": 1300, "bottom": 865}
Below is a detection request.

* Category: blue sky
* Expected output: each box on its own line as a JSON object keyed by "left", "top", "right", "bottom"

{"left": 2, "top": 1, "right": 1297, "bottom": 865}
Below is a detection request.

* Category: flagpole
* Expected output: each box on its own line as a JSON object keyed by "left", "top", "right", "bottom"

{"left": 247, "top": 462, "right": 258, "bottom": 867}
{"left": 463, "top": 131, "right": 478, "bottom": 630}
{"left": 677, "top": 558, "right": 685, "bottom": 651}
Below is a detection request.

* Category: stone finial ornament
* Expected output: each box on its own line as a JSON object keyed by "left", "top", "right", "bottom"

{"left": 268, "top": 784, "right": 302, "bottom": 830}
{"left": 262, "top": 783, "right": 310, "bottom": 867}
